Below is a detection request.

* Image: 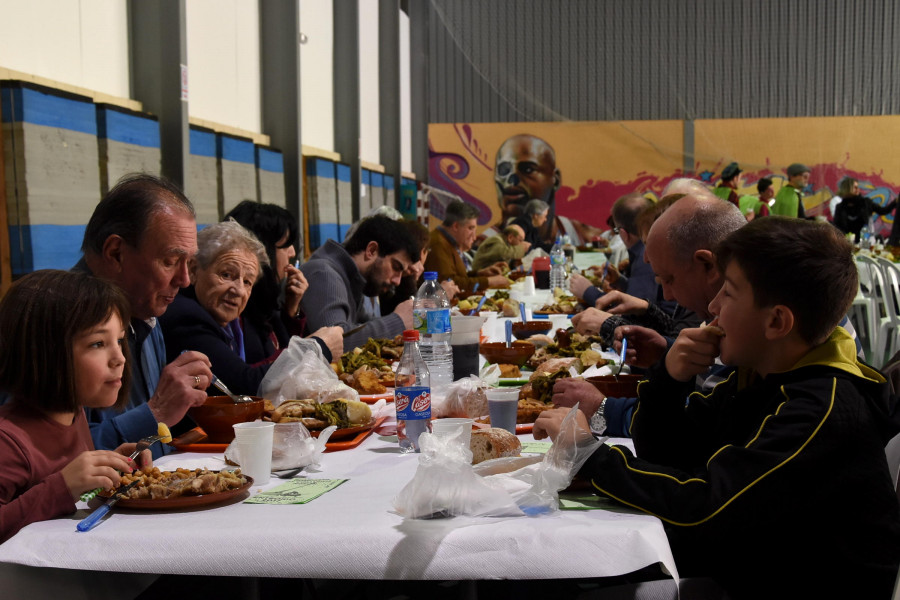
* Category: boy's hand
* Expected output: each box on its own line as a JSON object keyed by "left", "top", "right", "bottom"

{"left": 614, "top": 325, "right": 667, "bottom": 367}
{"left": 664, "top": 326, "right": 723, "bottom": 382}
{"left": 533, "top": 407, "right": 593, "bottom": 443}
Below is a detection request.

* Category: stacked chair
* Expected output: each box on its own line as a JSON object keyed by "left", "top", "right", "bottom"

{"left": 852, "top": 254, "right": 900, "bottom": 369}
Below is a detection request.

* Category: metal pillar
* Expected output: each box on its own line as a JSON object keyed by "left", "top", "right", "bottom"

{"left": 333, "top": 0, "right": 361, "bottom": 221}
{"left": 128, "top": 0, "right": 189, "bottom": 189}
{"left": 259, "top": 0, "right": 303, "bottom": 233}
{"left": 408, "top": 0, "right": 429, "bottom": 185}
{"left": 379, "top": 0, "right": 402, "bottom": 206}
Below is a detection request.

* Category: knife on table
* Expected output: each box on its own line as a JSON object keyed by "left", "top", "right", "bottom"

{"left": 76, "top": 480, "right": 139, "bottom": 532}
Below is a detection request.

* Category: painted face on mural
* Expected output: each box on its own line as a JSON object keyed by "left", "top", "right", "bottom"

{"left": 494, "top": 134, "right": 561, "bottom": 221}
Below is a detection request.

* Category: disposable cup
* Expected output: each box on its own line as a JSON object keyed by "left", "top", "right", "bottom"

{"left": 431, "top": 418, "right": 474, "bottom": 448}
{"left": 232, "top": 421, "right": 275, "bottom": 484}
{"left": 451, "top": 314, "right": 486, "bottom": 334}
{"left": 486, "top": 387, "right": 520, "bottom": 434}
{"left": 522, "top": 275, "right": 536, "bottom": 295}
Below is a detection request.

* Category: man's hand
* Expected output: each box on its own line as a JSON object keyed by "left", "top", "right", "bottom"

{"left": 551, "top": 378, "right": 605, "bottom": 418}
{"left": 664, "top": 326, "right": 723, "bottom": 382}
{"left": 477, "top": 263, "right": 505, "bottom": 276}
{"left": 148, "top": 351, "right": 212, "bottom": 426}
{"left": 520, "top": 241, "right": 532, "bottom": 253}
{"left": 614, "top": 325, "right": 667, "bottom": 368}
{"left": 596, "top": 291, "right": 649, "bottom": 315}
{"left": 568, "top": 273, "right": 593, "bottom": 301}
{"left": 487, "top": 274, "right": 510, "bottom": 289}
{"left": 570, "top": 307, "right": 613, "bottom": 336}
{"left": 310, "top": 326, "right": 343, "bottom": 361}
{"left": 534, "top": 407, "right": 592, "bottom": 443}
{"left": 440, "top": 279, "right": 460, "bottom": 300}
{"left": 393, "top": 298, "right": 414, "bottom": 329}
{"left": 282, "top": 265, "right": 308, "bottom": 318}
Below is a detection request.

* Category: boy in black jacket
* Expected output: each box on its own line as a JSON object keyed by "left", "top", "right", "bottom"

{"left": 536, "top": 217, "right": 900, "bottom": 599}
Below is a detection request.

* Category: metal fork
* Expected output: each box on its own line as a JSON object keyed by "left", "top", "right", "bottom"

{"left": 129, "top": 434, "right": 167, "bottom": 460}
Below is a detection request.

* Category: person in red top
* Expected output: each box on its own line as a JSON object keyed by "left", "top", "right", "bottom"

{"left": 0, "top": 270, "right": 150, "bottom": 542}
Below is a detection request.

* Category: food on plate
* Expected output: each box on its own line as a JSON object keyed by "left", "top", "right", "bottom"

{"left": 470, "top": 428, "right": 522, "bottom": 464}
{"left": 517, "top": 397, "right": 555, "bottom": 423}
{"left": 527, "top": 334, "right": 555, "bottom": 348}
{"left": 500, "top": 299, "right": 520, "bottom": 317}
{"left": 111, "top": 467, "right": 247, "bottom": 500}
{"left": 333, "top": 345, "right": 388, "bottom": 374}
{"left": 531, "top": 357, "right": 578, "bottom": 377}
{"left": 339, "top": 364, "right": 394, "bottom": 394}
{"left": 526, "top": 367, "right": 573, "bottom": 405}
{"left": 362, "top": 336, "right": 404, "bottom": 360}
{"left": 267, "top": 398, "right": 372, "bottom": 430}
{"left": 526, "top": 332, "right": 605, "bottom": 370}
{"left": 497, "top": 364, "right": 521, "bottom": 378}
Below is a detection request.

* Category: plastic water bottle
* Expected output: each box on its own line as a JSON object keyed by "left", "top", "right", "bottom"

{"left": 413, "top": 271, "right": 453, "bottom": 388}
{"left": 861, "top": 225, "right": 872, "bottom": 249}
{"left": 395, "top": 329, "right": 432, "bottom": 453}
{"left": 549, "top": 235, "right": 567, "bottom": 291}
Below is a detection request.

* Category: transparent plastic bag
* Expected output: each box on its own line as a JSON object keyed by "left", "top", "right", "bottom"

{"left": 393, "top": 405, "right": 603, "bottom": 518}
{"left": 433, "top": 375, "right": 489, "bottom": 418}
{"left": 257, "top": 336, "right": 359, "bottom": 405}
{"left": 225, "top": 421, "right": 336, "bottom": 471}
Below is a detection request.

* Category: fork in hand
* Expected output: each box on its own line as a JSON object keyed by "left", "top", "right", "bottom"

{"left": 79, "top": 433, "right": 169, "bottom": 503}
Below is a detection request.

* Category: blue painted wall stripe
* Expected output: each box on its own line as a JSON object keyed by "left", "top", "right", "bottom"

{"left": 190, "top": 128, "right": 216, "bottom": 157}
{"left": 384, "top": 176, "right": 395, "bottom": 190}
{"left": 308, "top": 157, "right": 335, "bottom": 178}
{"left": 9, "top": 224, "right": 86, "bottom": 275}
{"left": 218, "top": 135, "right": 255, "bottom": 164}
{"left": 256, "top": 147, "right": 284, "bottom": 173}
{"left": 0, "top": 87, "right": 96, "bottom": 135}
{"left": 336, "top": 164, "right": 351, "bottom": 182}
{"left": 310, "top": 223, "right": 340, "bottom": 248}
{"left": 338, "top": 224, "right": 351, "bottom": 240}
{"left": 362, "top": 169, "right": 371, "bottom": 186}
{"left": 97, "top": 107, "right": 160, "bottom": 148}
{"left": 371, "top": 172, "right": 384, "bottom": 188}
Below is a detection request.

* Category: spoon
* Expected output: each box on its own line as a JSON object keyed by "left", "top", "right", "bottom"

{"left": 474, "top": 294, "right": 488, "bottom": 314}
{"left": 519, "top": 302, "right": 527, "bottom": 322}
{"left": 211, "top": 375, "right": 254, "bottom": 404}
{"left": 614, "top": 337, "right": 628, "bottom": 381}
{"left": 505, "top": 319, "right": 513, "bottom": 348}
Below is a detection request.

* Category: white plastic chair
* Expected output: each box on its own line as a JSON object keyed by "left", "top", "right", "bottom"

{"left": 851, "top": 258, "right": 879, "bottom": 364}
{"left": 857, "top": 255, "right": 896, "bottom": 368}
{"left": 875, "top": 256, "right": 900, "bottom": 369}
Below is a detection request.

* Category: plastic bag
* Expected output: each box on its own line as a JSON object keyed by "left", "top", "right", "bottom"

{"left": 393, "top": 405, "right": 603, "bottom": 519}
{"left": 432, "top": 375, "right": 489, "bottom": 418}
{"left": 257, "top": 336, "right": 359, "bottom": 405}
{"left": 224, "top": 421, "right": 336, "bottom": 471}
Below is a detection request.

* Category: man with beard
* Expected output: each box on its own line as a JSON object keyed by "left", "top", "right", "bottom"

{"left": 300, "top": 215, "right": 419, "bottom": 349}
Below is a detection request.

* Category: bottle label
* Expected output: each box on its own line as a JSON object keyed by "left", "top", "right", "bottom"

{"left": 395, "top": 386, "right": 431, "bottom": 420}
{"left": 413, "top": 308, "right": 427, "bottom": 333}
{"left": 426, "top": 308, "right": 451, "bottom": 334}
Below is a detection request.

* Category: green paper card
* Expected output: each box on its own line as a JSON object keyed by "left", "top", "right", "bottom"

{"left": 244, "top": 478, "right": 347, "bottom": 505}
{"left": 520, "top": 441, "right": 552, "bottom": 454}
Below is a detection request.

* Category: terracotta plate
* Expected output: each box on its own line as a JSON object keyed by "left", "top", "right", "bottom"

{"left": 102, "top": 475, "right": 253, "bottom": 510}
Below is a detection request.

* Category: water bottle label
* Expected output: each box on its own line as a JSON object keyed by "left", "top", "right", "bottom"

{"left": 395, "top": 386, "right": 431, "bottom": 420}
{"left": 426, "top": 308, "right": 451, "bottom": 334}
{"left": 413, "top": 308, "right": 427, "bottom": 333}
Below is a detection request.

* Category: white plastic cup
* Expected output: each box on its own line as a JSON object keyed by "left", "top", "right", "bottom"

{"left": 486, "top": 387, "right": 520, "bottom": 434}
{"left": 232, "top": 421, "right": 275, "bottom": 484}
{"left": 522, "top": 275, "right": 536, "bottom": 295}
{"left": 431, "top": 418, "right": 474, "bottom": 448}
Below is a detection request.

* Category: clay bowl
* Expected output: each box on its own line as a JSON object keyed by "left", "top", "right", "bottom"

{"left": 511, "top": 320, "right": 553, "bottom": 340}
{"left": 479, "top": 341, "right": 536, "bottom": 367}
{"left": 586, "top": 374, "right": 643, "bottom": 398}
{"left": 188, "top": 395, "right": 265, "bottom": 443}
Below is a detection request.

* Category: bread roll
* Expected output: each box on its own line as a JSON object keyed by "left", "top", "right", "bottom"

{"left": 531, "top": 357, "right": 577, "bottom": 379}
{"left": 470, "top": 428, "right": 521, "bottom": 464}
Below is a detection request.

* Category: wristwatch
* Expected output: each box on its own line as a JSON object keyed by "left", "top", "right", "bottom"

{"left": 589, "top": 397, "right": 608, "bottom": 434}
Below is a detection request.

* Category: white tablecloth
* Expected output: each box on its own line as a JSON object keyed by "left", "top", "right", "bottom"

{"left": 0, "top": 433, "right": 676, "bottom": 596}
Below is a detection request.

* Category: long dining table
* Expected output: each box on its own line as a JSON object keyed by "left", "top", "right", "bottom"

{"left": 0, "top": 428, "right": 677, "bottom": 600}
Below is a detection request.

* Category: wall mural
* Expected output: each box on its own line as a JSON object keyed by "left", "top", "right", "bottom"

{"left": 429, "top": 116, "right": 900, "bottom": 242}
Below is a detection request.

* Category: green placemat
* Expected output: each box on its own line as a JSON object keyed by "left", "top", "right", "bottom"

{"left": 559, "top": 491, "right": 643, "bottom": 514}
{"left": 520, "top": 441, "right": 552, "bottom": 454}
{"left": 245, "top": 478, "right": 347, "bottom": 505}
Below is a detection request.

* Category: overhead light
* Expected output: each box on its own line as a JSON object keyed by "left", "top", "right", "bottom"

{"left": 299, "top": 32, "right": 308, "bottom": 44}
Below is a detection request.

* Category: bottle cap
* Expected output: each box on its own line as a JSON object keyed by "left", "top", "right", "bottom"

{"left": 402, "top": 329, "right": 420, "bottom": 342}
{"left": 423, "top": 271, "right": 438, "bottom": 280}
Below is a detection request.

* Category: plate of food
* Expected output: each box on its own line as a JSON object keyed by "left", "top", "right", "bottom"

{"left": 98, "top": 468, "right": 252, "bottom": 510}
{"left": 358, "top": 389, "right": 395, "bottom": 404}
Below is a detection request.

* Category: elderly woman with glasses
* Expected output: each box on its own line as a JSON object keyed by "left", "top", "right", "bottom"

{"left": 510, "top": 198, "right": 552, "bottom": 253}
{"left": 159, "top": 220, "right": 335, "bottom": 396}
